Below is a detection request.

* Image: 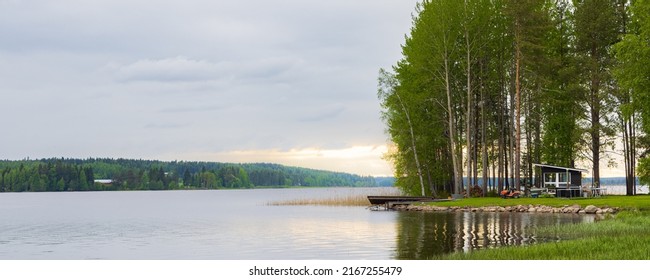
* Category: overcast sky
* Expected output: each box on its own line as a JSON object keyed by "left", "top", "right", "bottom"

{"left": 0, "top": 0, "right": 421, "bottom": 176}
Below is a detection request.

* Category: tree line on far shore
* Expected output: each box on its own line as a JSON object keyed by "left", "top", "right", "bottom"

{"left": 379, "top": 0, "right": 650, "bottom": 196}
{"left": 0, "top": 158, "right": 381, "bottom": 192}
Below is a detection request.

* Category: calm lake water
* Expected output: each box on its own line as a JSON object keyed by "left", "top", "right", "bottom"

{"left": 0, "top": 188, "right": 597, "bottom": 260}
{"left": 602, "top": 184, "right": 649, "bottom": 195}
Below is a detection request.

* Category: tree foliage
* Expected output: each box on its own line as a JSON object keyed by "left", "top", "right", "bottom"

{"left": 380, "top": 0, "right": 643, "bottom": 196}
{"left": 0, "top": 158, "right": 379, "bottom": 192}
{"left": 614, "top": 0, "right": 650, "bottom": 187}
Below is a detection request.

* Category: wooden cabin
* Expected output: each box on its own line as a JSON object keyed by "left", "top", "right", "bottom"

{"left": 532, "top": 164, "right": 587, "bottom": 198}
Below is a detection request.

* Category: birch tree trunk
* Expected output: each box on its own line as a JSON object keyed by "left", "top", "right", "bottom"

{"left": 395, "top": 93, "right": 427, "bottom": 196}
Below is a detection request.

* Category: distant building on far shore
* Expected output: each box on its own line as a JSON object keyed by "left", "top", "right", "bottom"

{"left": 94, "top": 179, "right": 113, "bottom": 185}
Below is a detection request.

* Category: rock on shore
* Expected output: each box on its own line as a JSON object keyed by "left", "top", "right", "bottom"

{"left": 394, "top": 204, "right": 618, "bottom": 214}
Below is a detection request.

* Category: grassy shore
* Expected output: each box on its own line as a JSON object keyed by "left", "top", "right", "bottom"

{"left": 422, "top": 195, "right": 650, "bottom": 210}
{"left": 270, "top": 191, "right": 650, "bottom": 259}
{"left": 428, "top": 195, "right": 650, "bottom": 259}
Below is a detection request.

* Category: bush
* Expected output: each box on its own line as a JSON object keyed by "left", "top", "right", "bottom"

{"left": 461, "top": 186, "right": 484, "bottom": 197}
{"left": 436, "top": 189, "right": 450, "bottom": 199}
{"left": 470, "top": 186, "right": 483, "bottom": 197}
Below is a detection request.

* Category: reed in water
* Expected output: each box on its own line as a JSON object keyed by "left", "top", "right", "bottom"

{"left": 268, "top": 187, "right": 401, "bottom": 207}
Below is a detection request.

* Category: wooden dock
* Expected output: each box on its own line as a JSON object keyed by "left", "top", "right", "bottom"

{"left": 367, "top": 195, "right": 435, "bottom": 205}
{"left": 367, "top": 196, "right": 451, "bottom": 210}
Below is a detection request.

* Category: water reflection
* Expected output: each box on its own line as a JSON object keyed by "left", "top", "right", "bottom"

{"left": 394, "top": 211, "right": 596, "bottom": 259}
{"left": 0, "top": 189, "right": 600, "bottom": 259}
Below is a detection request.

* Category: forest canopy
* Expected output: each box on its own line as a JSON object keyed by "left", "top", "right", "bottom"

{"left": 0, "top": 158, "right": 381, "bottom": 192}
{"left": 379, "top": 0, "right": 650, "bottom": 196}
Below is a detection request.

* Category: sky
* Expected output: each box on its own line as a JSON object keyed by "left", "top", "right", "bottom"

{"left": 0, "top": 0, "right": 626, "bottom": 178}
{"left": 0, "top": 0, "right": 422, "bottom": 176}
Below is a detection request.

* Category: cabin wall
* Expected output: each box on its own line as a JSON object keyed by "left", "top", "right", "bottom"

{"left": 540, "top": 167, "right": 583, "bottom": 187}
{"left": 570, "top": 171, "right": 581, "bottom": 186}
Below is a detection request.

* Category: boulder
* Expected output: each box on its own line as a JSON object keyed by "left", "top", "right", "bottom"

{"left": 584, "top": 205, "right": 599, "bottom": 214}
{"left": 562, "top": 204, "right": 581, "bottom": 213}
{"left": 485, "top": 207, "right": 497, "bottom": 212}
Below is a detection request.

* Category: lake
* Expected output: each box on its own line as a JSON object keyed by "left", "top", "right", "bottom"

{"left": 601, "top": 184, "right": 649, "bottom": 195}
{"left": 0, "top": 188, "right": 597, "bottom": 260}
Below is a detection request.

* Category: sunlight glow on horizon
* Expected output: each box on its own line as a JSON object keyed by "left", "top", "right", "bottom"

{"left": 161, "top": 144, "right": 626, "bottom": 178}
{"left": 163, "top": 145, "right": 395, "bottom": 177}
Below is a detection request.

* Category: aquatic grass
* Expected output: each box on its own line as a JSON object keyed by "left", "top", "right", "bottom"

{"left": 267, "top": 194, "right": 373, "bottom": 206}
{"left": 268, "top": 187, "right": 401, "bottom": 207}
{"left": 440, "top": 236, "right": 650, "bottom": 260}
{"left": 438, "top": 210, "right": 650, "bottom": 260}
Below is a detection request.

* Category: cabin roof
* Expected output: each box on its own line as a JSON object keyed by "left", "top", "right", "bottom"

{"left": 532, "top": 163, "right": 588, "bottom": 173}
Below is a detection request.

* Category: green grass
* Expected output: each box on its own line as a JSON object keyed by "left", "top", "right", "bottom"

{"left": 439, "top": 211, "right": 650, "bottom": 259}
{"left": 422, "top": 195, "right": 650, "bottom": 210}
{"left": 427, "top": 195, "right": 650, "bottom": 259}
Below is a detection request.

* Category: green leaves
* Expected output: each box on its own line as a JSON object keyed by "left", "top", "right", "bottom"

{"left": 381, "top": 0, "right": 650, "bottom": 195}
{"left": 613, "top": 0, "right": 650, "bottom": 186}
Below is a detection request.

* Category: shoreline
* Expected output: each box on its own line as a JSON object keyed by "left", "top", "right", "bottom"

{"left": 392, "top": 203, "right": 619, "bottom": 214}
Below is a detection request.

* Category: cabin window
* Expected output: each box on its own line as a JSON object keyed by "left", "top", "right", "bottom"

{"left": 558, "top": 172, "right": 570, "bottom": 183}
{"left": 544, "top": 172, "right": 571, "bottom": 189}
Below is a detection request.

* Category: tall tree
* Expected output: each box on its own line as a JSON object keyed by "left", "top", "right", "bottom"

{"left": 378, "top": 69, "right": 427, "bottom": 196}
{"left": 505, "top": 0, "right": 551, "bottom": 190}
{"left": 423, "top": 0, "right": 464, "bottom": 195}
{"left": 541, "top": 0, "right": 581, "bottom": 169}
{"left": 405, "top": 0, "right": 464, "bottom": 195}
{"left": 614, "top": 0, "right": 650, "bottom": 188}
{"left": 574, "top": 0, "right": 621, "bottom": 187}
{"left": 378, "top": 0, "right": 466, "bottom": 196}
{"left": 461, "top": 0, "right": 492, "bottom": 195}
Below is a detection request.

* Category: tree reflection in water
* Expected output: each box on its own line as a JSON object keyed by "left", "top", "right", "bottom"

{"left": 394, "top": 211, "right": 595, "bottom": 259}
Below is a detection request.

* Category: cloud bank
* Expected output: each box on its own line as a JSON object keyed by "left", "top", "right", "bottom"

{"left": 0, "top": 0, "right": 419, "bottom": 175}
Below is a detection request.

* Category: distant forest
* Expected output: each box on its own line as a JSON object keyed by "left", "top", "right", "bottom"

{"left": 0, "top": 158, "right": 390, "bottom": 192}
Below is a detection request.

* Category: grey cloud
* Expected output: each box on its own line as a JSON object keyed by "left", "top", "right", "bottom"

{"left": 0, "top": 0, "right": 419, "bottom": 174}
{"left": 111, "top": 56, "right": 226, "bottom": 82}
{"left": 297, "top": 106, "right": 346, "bottom": 122}
{"left": 159, "top": 104, "right": 225, "bottom": 114}
{"left": 109, "top": 55, "right": 305, "bottom": 88}
{"left": 144, "top": 123, "right": 190, "bottom": 130}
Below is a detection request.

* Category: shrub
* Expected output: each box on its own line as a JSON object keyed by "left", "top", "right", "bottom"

{"left": 436, "top": 189, "right": 450, "bottom": 199}
{"left": 461, "top": 186, "right": 484, "bottom": 197}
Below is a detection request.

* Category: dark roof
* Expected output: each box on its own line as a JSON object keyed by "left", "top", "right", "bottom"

{"left": 532, "top": 164, "right": 588, "bottom": 173}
